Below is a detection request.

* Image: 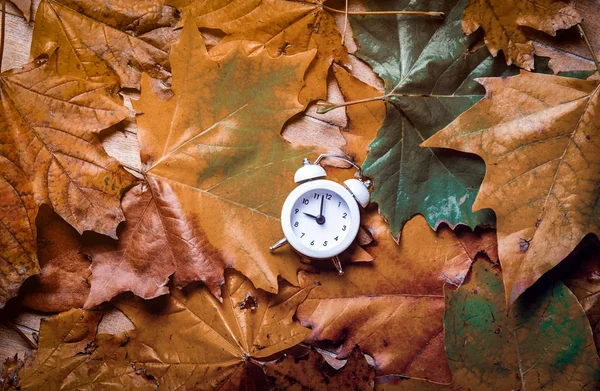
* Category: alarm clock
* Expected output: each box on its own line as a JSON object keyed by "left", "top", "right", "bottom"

{"left": 270, "top": 154, "right": 371, "bottom": 275}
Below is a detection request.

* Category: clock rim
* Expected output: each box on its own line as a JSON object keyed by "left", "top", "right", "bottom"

{"left": 280, "top": 179, "right": 360, "bottom": 259}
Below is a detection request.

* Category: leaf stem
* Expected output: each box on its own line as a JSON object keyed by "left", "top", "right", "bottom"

{"left": 316, "top": 92, "right": 458, "bottom": 113}
{"left": 340, "top": 0, "right": 349, "bottom": 46}
{"left": 0, "top": 0, "right": 5, "bottom": 72}
{"left": 3, "top": 320, "right": 37, "bottom": 349}
{"left": 323, "top": 5, "right": 444, "bottom": 19}
{"left": 577, "top": 24, "right": 600, "bottom": 73}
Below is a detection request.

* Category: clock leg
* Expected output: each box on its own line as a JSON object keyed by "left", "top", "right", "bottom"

{"left": 331, "top": 256, "right": 344, "bottom": 275}
{"left": 269, "top": 238, "right": 288, "bottom": 253}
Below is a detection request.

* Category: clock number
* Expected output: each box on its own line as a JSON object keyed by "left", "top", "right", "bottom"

{"left": 301, "top": 233, "right": 305, "bottom": 238}
{"left": 326, "top": 193, "right": 332, "bottom": 200}
{"left": 342, "top": 225, "right": 347, "bottom": 231}
{"left": 302, "top": 198, "right": 309, "bottom": 205}
{"left": 294, "top": 221, "right": 299, "bottom": 227}
{"left": 294, "top": 208, "right": 299, "bottom": 214}
{"left": 338, "top": 201, "right": 341, "bottom": 207}
{"left": 310, "top": 240, "right": 315, "bottom": 246}
{"left": 342, "top": 213, "right": 347, "bottom": 219}
{"left": 323, "top": 241, "right": 328, "bottom": 247}
{"left": 313, "top": 193, "right": 320, "bottom": 199}
{"left": 334, "top": 236, "right": 339, "bottom": 241}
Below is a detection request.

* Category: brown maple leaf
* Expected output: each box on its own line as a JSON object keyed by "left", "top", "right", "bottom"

{"left": 296, "top": 208, "right": 497, "bottom": 383}
{"left": 83, "top": 19, "right": 319, "bottom": 307}
{"left": 422, "top": 71, "right": 600, "bottom": 306}
{"left": 462, "top": 0, "right": 582, "bottom": 70}
{"left": 167, "top": 0, "right": 350, "bottom": 103}
{"left": 18, "top": 207, "right": 91, "bottom": 312}
{"left": 17, "top": 309, "right": 156, "bottom": 390}
{"left": 31, "top": 0, "right": 180, "bottom": 89}
{"left": 117, "top": 269, "right": 312, "bottom": 390}
{"left": 0, "top": 55, "right": 133, "bottom": 307}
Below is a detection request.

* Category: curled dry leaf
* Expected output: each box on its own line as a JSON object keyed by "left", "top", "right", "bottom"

{"left": 127, "top": 19, "right": 319, "bottom": 301}
{"left": 422, "top": 72, "right": 600, "bottom": 306}
{"left": 296, "top": 209, "right": 497, "bottom": 383}
{"left": 31, "top": 0, "right": 180, "bottom": 89}
{"left": 118, "top": 270, "right": 312, "bottom": 390}
{"left": 462, "top": 0, "right": 582, "bottom": 70}
{"left": 1, "top": 354, "right": 25, "bottom": 390}
{"left": 167, "top": 0, "right": 350, "bottom": 103}
{"left": 0, "top": 55, "right": 132, "bottom": 307}
{"left": 19, "top": 207, "right": 90, "bottom": 313}
{"left": 379, "top": 260, "right": 600, "bottom": 390}
{"left": 17, "top": 309, "right": 155, "bottom": 390}
{"left": 350, "top": 0, "right": 512, "bottom": 237}
{"left": 264, "top": 347, "right": 375, "bottom": 391}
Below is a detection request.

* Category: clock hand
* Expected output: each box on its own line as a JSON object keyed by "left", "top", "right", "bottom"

{"left": 319, "top": 194, "right": 324, "bottom": 217}
{"left": 303, "top": 212, "right": 318, "bottom": 219}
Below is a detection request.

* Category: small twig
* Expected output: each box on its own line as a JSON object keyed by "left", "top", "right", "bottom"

{"left": 577, "top": 24, "right": 600, "bottom": 73}
{"left": 120, "top": 162, "right": 144, "bottom": 175}
{"left": 341, "top": 0, "right": 349, "bottom": 46}
{"left": 3, "top": 320, "right": 37, "bottom": 350}
{"left": 316, "top": 92, "right": 455, "bottom": 113}
{"left": 0, "top": 0, "right": 5, "bottom": 72}
{"left": 323, "top": 5, "right": 444, "bottom": 19}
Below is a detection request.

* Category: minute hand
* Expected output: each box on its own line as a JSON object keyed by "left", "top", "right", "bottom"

{"left": 319, "top": 194, "right": 324, "bottom": 217}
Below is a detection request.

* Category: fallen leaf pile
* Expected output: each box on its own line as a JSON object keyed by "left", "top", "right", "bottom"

{"left": 0, "top": 0, "right": 599, "bottom": 389}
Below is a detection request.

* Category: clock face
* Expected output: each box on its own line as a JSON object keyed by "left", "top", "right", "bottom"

{"left": 288, "top": 188, "right": 352, "bottom": 254}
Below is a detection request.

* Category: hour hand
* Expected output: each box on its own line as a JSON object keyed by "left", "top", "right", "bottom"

{"left": 303, "top": 212, "right": 318, "bottom": 219}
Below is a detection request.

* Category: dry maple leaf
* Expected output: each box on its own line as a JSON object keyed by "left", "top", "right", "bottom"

{"left": 107, "top": 19, "right": 319, "bottom": 303}
{"left": 83, "top": 182, "right": 225, "bottom": 308}
{"left": 167, "top": 0, "right": 350, "bottom": 103}
{"left": 263, "top": 347, "right": 375, "bottom": 391}
{"left": 31, "top": 0, "right": 180, "bottom": 89}
{"left": 19, "top": 207, "right": 91, "bottom": 313}
{"left": 0, "top": 55, "right": 133, "bottom": 307}
{"left": 462, "top": 0, "right": 582, "bottom": 70}
{"left": 295, "top": 209, "right": 497, "bottom": 383}
{"left": 422, "top": 71, "right": 600, "bottom": 306}
{"left": 117, "top": 269, "right": 312, "bottom": 390}
{"left": 17, "top": 309, "right": 156, "bottom": 390}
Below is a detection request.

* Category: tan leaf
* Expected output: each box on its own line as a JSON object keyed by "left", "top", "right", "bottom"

{"left": 122, "top": 19, "right": 319, "bottom": 301}
{"left": 19, "top": 207, "right": 91, "bottom": 312}
{"left": 17, "top": 309, "right": 156, "bottom": 390}
{"left": 167, "top": 0, "right": 350, "bottom": 103}
{"left": 462, "top": 0, "right": 581, "bottom": 70}
{"left": 31, "top": 0, "right": 180, "bottom": 88}
{"left": 118, "top": 270, "right": 312, "bottom": 390}
{"left": 422, "top": 71, "right": 600, "bottom": 306}
{"left": 0, "top": 55, "right": 132, "bottom": 307}
{"left": 296, "top": 209, "right": 497, "bottom": 383}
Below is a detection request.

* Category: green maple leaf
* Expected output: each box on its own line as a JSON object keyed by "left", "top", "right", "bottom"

{"left": 351, "top": 0, "right": 514, "bottom": 236}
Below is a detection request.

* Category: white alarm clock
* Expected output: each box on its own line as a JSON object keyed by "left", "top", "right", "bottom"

{"left": 270, "top": 154, "right": 371, "bottom": 275}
